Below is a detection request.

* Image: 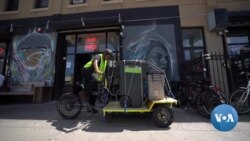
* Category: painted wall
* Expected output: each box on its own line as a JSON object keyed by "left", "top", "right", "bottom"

{"left": 123, "top": 24, "right": 179, "bottom": 81}
{"left": 10, "top": 30, "right": 56, "bottom": 86}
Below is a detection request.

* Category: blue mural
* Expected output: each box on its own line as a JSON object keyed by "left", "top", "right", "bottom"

{"left": 124, "top": 24, "right": 179, "bottom": 80}
{"left": 10, "top": 30, "right": 56, "bottom": 85}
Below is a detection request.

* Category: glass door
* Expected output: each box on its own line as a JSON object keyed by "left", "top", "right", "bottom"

{"left": 62, "top": 35, "right": 76, "bottom": 93}
{"left": 64, "top": 35, "right": 76, "bottom": 86}
{"left": 59, "top": 30, "right": 120, "bottom": 95}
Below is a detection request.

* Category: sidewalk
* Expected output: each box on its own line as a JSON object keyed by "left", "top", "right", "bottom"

{"left": 0, "top": 101, "right": 249, "bottom": 141}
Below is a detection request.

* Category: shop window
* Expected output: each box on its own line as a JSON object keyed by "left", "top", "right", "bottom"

{"left": 182, "top": 28, "right": 205, "bottom": 61}
{"left": 77, "top": 33, "right": 106, "bottom": 54}
{"left": 227, "top": 36, "right": 249, "bottom": 54}
{"left": 107, "top": 32, "right": 119, "bottom": 52}
{"left": 66, "top": 35, "right": 76, "bottom": 54}
{"left": 4, "top": 0, "right": 19, "bottom": 11}
{"left": 70, "top": 0, "right": 87, "bottom": 4}
{"left": 33, "top": 0, "right": 49, "bottom": 9}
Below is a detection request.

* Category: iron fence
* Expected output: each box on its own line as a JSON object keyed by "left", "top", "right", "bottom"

{"left": 183, "top": 50, "right": 250, "bottom": 95}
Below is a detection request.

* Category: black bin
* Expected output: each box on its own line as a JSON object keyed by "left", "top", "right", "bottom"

{"left": 119, "top": 60, "right": 147, "bottom": 108}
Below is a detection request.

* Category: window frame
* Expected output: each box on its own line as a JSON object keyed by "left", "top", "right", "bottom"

{"left": 181, "top": 27, "right": 206, "bottom": 62}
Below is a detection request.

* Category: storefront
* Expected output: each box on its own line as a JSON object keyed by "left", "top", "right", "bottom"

{"left": 0, "top": 5, "right": 183, "bottom": 100}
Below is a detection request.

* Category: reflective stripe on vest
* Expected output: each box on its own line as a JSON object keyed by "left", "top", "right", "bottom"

{"left": 83, "top": 54, "right": 107, "bottom": 81}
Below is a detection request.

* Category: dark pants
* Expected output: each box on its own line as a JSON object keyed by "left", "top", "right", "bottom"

{"left": 81, "top": 68, "right": 98, "bottom": 106}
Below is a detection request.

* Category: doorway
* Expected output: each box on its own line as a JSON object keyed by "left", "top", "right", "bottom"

{"left": 73, "top": 54, "right": 91, "bottom": 93}
{"left": 54, "top": 30, "right": 120, "bottom": 99}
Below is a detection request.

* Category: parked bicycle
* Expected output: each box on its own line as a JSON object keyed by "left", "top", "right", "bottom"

{"left": 196, "top": 80, "right": 229, "bottom": 118}
{"left": 175, "top": 77, "right": 228, "bottom": 118}
{"left": 230, "top": 71, "right": 250, "bottom": 114}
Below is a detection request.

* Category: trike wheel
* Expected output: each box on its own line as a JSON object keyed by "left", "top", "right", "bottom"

{"left": 153, "top": 105, "right": 173, "bottom": 128}
{"left": 57, "top": 93, "right": 82, "bottom": 119}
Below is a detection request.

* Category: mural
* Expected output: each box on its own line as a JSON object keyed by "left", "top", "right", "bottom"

{"left": 10, "top": 30, "right": 56, "bottom": 85}
{"left": 123, "top": 24, "right": 179, "bottom": 81}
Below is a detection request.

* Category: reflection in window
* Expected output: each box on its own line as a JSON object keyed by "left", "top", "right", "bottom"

{"left": 107, "top": 32, "right": 119, "bottom": 52}
{"left": 182, "top": 28, "right": 205, "bottom": 61}
{"left": 227, "top": 36, "right": 248, "bottom": 44}
{"left": 184, "top": 49, "right": 203, "bottom": 61}
{"left": 70, "top": 0, "right": 87, "bottom": 4}
{"left": 66, "top": 35, "right": 76, "bottom": 54}
{"left": 227, "top": 36, "right": 249, "bottom": 54}
{"left": 182, "top": 28, "right": 204, "bottom": 48}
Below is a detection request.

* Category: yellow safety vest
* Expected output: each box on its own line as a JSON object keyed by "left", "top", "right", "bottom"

{"left": 83, "top": 54, "right": 107, "bottom": 81}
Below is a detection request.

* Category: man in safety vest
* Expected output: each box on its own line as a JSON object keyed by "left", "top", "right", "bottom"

{"left": 80, "top": 49, "right": 113, "bottom": 114}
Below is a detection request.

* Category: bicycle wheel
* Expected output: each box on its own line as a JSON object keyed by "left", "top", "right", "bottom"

{"left": 196, "top": 90, "right": 225, "bottom": 118}
{"left": 57, "top": 93, "right": 82, "bottom": 119}
{"left": 205, "top": 91, "right": 226, "bottom": 117}
{"left": 196, "top": 92, "right": 209, "bottom": 118}
{"left": 230, "top": 89, "right": 250, "bottom": 114}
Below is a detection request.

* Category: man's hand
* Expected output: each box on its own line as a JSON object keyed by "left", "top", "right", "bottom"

{"left": 97, "top": 71, "right": 103, "bottom": 75}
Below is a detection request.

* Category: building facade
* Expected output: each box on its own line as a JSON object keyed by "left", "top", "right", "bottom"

{"left": 0, "top": 0, "right": 249, "bottom": 100}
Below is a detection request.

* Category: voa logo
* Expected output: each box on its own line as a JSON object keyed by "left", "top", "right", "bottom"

{"left": 214, "top": 113, "right": 235, "bottom": 123}
{"left": 211, "top": 104, "right": 238, "bottom": 132}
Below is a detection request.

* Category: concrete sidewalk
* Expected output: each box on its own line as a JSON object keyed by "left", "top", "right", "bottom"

{"left": 0, "top": 101, "right": 249, "bottom": 141}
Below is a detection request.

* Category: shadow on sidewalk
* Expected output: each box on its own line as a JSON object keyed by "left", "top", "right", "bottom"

{"left": 0, "top": 102, "right": 249, "bottom": 133}
{"left": 47, "top": 113, "right": 170, "bottom": 133}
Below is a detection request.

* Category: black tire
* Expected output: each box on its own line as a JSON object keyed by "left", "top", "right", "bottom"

{"left": 230, "top": 89, "right": 250, "bottom": 114}
{"left": 57, "top": 93, "right": 82, "bottom": 119}
{"left": 98, "top": 88, "right": 110, "bottom": 107}
{"left": 196, "top": 92, "right": 208, "bottom": 117}
{"left": 197, "top": 90, "right": 227, "bottom": 118}
{"left": 152, "top": 105, "right": 174, "bottom": 128}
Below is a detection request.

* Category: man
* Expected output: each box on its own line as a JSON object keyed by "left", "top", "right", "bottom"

{"left": 80, "top": 49, "right": 113, "bottom": 114}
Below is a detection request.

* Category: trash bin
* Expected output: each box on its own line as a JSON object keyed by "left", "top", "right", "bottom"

{"left": 119, "top": 60, "right": 147, "bottom": 108}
